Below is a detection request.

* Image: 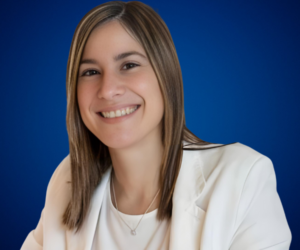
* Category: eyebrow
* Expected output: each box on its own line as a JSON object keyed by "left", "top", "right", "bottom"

{"left": 80, "top": 51, "right": 147, "bottom": 65}
{"left": 114, "top": 51, "right": 147, "bottom": 61}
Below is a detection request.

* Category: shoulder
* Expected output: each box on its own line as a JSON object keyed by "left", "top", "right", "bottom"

{"left": 182, "top": 143, "right": 291, "bottom": 248}
{"left": 47, "top": 154, "right": 71, "bottom": 192}
{"left": 21, "top": 155, "right": 72, "bottom": 249}
{"left": 184, "top": 142, "right": 274, "bottom": 183}
{"left": 44, "top": 154, "right": 72, "bottom": 214}
{"left": 209, "top": 142, "right": 274, "bottom": 185}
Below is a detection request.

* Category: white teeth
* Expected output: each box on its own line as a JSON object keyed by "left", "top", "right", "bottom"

{"left": 115, "top": 110, "right": 121, "bottom": 117}
{"left": 110, "top": 111, "right": 115, "bottom": 118}
{"left": 101, "top": 105, "right": 138, "bottom": 118}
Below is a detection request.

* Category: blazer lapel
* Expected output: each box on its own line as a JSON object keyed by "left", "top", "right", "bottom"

{"left": 169, "top": 149, "right": 206, "bottom": 250}
{"left": 66, "top": 167, "right": 112, "bottom": 250}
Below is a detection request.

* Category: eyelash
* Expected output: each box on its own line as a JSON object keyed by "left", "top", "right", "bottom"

{"left": 81, "top": 62, "right": 139, "bottom": 76}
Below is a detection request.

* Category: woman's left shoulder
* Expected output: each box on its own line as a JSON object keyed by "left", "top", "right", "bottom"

{"left": 219, "top": 142, "right": 273, "bottom": 169}
{"left": 220, "top": 142, "right": 275, "bottom": 181}
{"left": 189, "top": 142, "right": 275, "bottom": 182}
{"left": 218, "top": 142, "right": 272, "bottom": 165}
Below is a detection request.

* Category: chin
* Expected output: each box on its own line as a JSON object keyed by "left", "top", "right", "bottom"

{"left": 99, "top": 134, "right": 138, "bottom": 150}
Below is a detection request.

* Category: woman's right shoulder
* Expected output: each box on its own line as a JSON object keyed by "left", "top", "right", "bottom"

{"left": 21, "top": 155, "right": 72, "bottom": 250}
{"left": 48, "top": 154, "right": 71, "bottom": 184}
{"left": 45, "top": 154, "right": 72, "bottom": 208}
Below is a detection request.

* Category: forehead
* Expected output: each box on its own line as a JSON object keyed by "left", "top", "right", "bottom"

{"left": 82, "top": 20, "right": 144, "bottom": 58}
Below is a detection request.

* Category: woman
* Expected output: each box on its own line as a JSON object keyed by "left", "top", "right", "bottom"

{"left": 21, "top": 1, "right": 292, "bottom": 249}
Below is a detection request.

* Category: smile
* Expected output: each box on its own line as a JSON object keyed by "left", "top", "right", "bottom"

{"left": 100, "top": 105, "right": 140, "bottom": 118}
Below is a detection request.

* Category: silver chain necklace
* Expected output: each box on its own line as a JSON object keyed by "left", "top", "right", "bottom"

{"left": 111, "top": 171, "right": 160, "bottom": 236}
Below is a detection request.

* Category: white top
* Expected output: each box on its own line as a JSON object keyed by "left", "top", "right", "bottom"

{"left": 92, "top": 172, "right": 171, "bottom": 250}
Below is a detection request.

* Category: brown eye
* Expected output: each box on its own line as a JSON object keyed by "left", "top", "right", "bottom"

{"left": 82, "top": 70, "right": 99, "bottom": 76}
{"left": 123, "top": 63, "right": 138, "bottom": 70}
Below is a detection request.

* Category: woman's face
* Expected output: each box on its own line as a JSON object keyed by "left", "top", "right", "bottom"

{"left": 77, "top": 20, "right": 164, "bottom": 149}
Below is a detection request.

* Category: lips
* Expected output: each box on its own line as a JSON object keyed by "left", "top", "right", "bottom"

{"left": 98, "top": 105, "right": 141, "bottom": 118}
{"left": 96, "top": 104, "right": 141, "bottom": 124}
{"left": 100, "top": 105, "right": 140, "bottom": 118}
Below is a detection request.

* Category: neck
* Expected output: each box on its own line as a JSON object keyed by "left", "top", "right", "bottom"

{"left": 108, "top": 131, "right": 164, "bottom": 215}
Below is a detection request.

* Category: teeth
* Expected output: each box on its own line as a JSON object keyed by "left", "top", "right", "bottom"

{"left": 110, "top": 111, "right": 115, "bottom": 118}
{"left": 115, "top": 110, "right": 121, "bottom": 117}
{"left": 101, "top": 105, "right": 138, "bottom": 119}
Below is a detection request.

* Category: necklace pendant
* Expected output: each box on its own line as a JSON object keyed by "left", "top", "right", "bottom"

{"left": 131, "top": 230, "right": 136, "bottom": 235}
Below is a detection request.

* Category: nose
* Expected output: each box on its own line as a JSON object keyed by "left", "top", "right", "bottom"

{"left": 97, "top": 71, "right": 125, "bottom": 100}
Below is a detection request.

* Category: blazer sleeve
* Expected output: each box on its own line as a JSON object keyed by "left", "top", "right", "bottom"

{"left": 20, "top": 155, "right": 69, "bottom": 250}
{"left": 229, "top": 156, "right": 292, "bottom": 250}
{"left": 21, "top": 210, "right": 44, "bottom": 250}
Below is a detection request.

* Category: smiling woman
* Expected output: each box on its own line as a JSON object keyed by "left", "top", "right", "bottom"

{"left": 21, "top": 1, "right": 291, "bottom": 250}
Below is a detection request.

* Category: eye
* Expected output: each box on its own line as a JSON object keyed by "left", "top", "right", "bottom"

{"left": 123, "top": 62, "right": 139, "bottom": 70}
{"left": 81, "top": 69, "right": 99, "bottom": 76}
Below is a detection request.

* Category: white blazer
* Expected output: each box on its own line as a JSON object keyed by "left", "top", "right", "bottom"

{"left": 21, "top": 142, "right": 292, "bottom": 250}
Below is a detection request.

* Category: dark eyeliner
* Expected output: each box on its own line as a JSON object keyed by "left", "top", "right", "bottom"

{"left": 123, "top": 62, "right": 139, "bottom": 70}
{"left": 81, "top": 69, "right": 99, "bottom": 77}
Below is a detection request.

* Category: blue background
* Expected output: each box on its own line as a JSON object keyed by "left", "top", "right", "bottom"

{"left": 0, "top": 0, "right": 299, "bottom": 248}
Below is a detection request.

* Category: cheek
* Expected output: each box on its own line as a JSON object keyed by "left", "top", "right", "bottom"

{"left": 136, "top": 77, "right": 164, "bottom": 121}
{"left": 132, "top": 71, "right": 163, "bottom": 103}
{"left": 77, "top": 86, "right": 86, "bottom": 112}
{"left": 152, "top": 90, "right": 165, "bottom": 123}
{"left": 144, "top": 77, "right": 164, "bottom": 111}
{"left": 150, "top": 82, "right": 165, "bottom": 127}
{"left": 77, "top": 84, "right": 93, "bottom": 122}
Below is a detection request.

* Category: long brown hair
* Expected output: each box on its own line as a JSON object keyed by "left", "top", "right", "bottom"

{"left": 63, "top": 0, "right": 236, "bottom": 231}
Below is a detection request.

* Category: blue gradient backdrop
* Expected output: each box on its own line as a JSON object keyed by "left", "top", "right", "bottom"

{"left": 1, "top": 0, "right": 299, "bottom": 249}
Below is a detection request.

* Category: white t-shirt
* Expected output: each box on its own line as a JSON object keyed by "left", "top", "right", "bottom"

{"left": 92, "top": 172, "right": 171, "bottom": 250}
